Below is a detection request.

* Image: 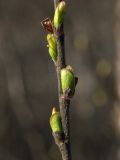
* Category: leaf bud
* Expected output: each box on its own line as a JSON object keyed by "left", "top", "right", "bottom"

{"left": 47, "top": 34, "right": 57, "bottom": 62}
{"left": 50, "top": 107, "right": 62, "bottom": 133}
{"left": 54, "top": 1, "right": 66, "bottom": 29}
{"left": 61, "top": 65, "right": 75, "bottom": 94}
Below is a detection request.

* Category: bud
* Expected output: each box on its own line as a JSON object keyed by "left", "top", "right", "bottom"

{"left": 47, "top": 34, "right": 57, "bottom": 50}
{"left": 47, "top": 34, "right": 57, "bottom": 62}
{"left": 61, "top": 65, "right": 75, "bottom": 94}
{"left": 50, "top": 107, "right": 62, "bottom": 133}
{"left": 48, "top": 48, "right": 57, "bottom": 62}
{"left": 54, "top": 1, "right": 66, "bottom": 29}
{"left": 41, "top": 18, "right": 53, "bottom": 33}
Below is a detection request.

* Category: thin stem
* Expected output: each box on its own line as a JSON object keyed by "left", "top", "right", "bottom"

{"left": 54, "top": 0, "right": 57, "bottom": 10}
{"left": 53, "top": 1, "right": 72, "bottom": 160}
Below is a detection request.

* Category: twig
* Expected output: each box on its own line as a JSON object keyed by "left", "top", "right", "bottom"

{"left": 42, "top": 0, "right": 73, "bottom": 159}
{"left": 53, "top": 0, "right": 72, "bottom": 160}
{"left": 54, "top": 0, "right": 57, "bottom": 10}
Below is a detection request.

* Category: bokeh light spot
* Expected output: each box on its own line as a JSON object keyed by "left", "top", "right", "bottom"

{"left": 92, "top": 88, "right": 108, "bottom": 106}
{"left": 96, "top": 59, "right": 112, "bottom": 78}
{"left": 74, "top": 33, "right": 89, "bottom": 52}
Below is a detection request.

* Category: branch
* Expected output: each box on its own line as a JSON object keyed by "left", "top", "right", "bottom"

{"left": 54, "top": 0, "right": 57, "bottom": 10}
{"left": 41, "top": 1, "right": 77, "bottom": 159}
{"left": 54, "top": 1, "right": 72, "bottom": 160}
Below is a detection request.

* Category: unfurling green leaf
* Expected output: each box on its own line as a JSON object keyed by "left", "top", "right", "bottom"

{"left": 50, "top": 107, "right": 62, "bottom": 133}
{"left": 47, "top": 34, "right": 56, "bottom": 49}
{"left": 54, "top": 1, "right": 66, "bottom": 29}
{"left": 47, "top": 34, "right": 57, "bottom": 62}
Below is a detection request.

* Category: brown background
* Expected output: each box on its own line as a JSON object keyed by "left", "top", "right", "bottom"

{"left": 0, "top": 0, "right": 120, "bottom": 159}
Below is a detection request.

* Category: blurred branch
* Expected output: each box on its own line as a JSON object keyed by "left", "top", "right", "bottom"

{"left": 0, "top": 45, "right": 44, "bottom": 159}
{"left": 114, "top": 0, "right": 120, "bottom": 138}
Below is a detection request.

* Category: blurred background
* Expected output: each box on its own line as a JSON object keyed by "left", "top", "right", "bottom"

{"left": 0, "top": 0, "right": 120, "bottom": 159}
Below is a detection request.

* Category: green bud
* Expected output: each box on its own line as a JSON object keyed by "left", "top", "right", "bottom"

{"left": 50, "top": 107, "right": 62, "bottom": 133}
{"left": 49, "top": 48, "right": 57, "bottom": 61}
{"left": 54, "top": 1, "right": 66, "bottom": 29}
{"left": 47, "top": 34, "right": 56, "bottom": 49}
{"left": 61, "top": 65, "right": 75, "bottom": 93}
{"left": 47, "top": 34, "right": 57, "bottom": 62}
